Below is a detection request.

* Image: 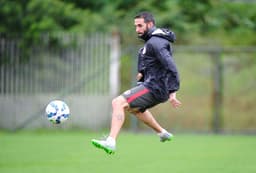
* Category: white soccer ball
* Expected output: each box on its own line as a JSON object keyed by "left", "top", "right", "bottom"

{"left": 45, "top": 100, "right": 70, "bottom": 124}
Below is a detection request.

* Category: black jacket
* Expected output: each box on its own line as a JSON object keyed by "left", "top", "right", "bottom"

{"left": 137, "top": 27, "right": 180, "bottom": 102}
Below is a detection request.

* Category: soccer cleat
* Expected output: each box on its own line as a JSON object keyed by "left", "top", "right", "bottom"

{"left": 91, "top": 138, "right": 116, "bottom": 154}
{"left": 159, "top": 130, "right": 173, "bottom": 142}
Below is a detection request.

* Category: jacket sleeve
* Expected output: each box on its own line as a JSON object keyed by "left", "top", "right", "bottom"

{"left": 152, "top": 40, "right": 180, "bottom": 93}
{"left": 137, "top": 48, "right": 144, "bottom": 73}
{"left": 137, "top": 48, "right": 145, "bottom": 82}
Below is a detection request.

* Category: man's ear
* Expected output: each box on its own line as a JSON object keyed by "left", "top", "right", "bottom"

{"left": 147, "top": 21, "right": 154, "bottom": 28}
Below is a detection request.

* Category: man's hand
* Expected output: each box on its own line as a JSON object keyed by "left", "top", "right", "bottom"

{"left": 136, "top": 73, "right": 143, "bottom": 81}
{"left": 169, "top": 92, "right": 181, "bottom": 108}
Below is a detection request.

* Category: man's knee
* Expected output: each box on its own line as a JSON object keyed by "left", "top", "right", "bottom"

{"left": 112, "top": 96, "right": 128, "bottom": 109}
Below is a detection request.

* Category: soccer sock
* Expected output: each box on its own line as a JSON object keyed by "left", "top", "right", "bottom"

{"left": 158, "top": 129, "right": 168, "bottom": 136}
{"left": 107, "top": 136, "right": 116, "bottom": 145}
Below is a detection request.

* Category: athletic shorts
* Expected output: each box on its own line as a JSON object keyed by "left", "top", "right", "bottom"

{"left": 122, "top": 85, "right": 160, "bottom": 113}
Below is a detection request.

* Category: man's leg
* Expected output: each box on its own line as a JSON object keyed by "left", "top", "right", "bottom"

{"left": 135, "top": 110, "right": 163, "bottom": 133}
{"left": 135, "top": 110, "right": 173, "bottom": 142}
{"left": 91, "top": 95, "right": 128, "bottom": 154}
{"left": 109, "top": 96, "right": 129, "bottom": 140}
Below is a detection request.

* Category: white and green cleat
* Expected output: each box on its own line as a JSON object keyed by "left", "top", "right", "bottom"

{"left": 91, "top": 138, "right": 116, "bottom": 155}
{"left": 159, "top": 130, "right": 174, "bottom": 142}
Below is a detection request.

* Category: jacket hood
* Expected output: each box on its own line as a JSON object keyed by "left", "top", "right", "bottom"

{"left": 151, "top": 28, "right": 176, "bottom": 43}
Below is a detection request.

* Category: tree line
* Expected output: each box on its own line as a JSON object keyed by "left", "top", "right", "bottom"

{"left": 0, "top": 0, "right": 255, "bottom": 46}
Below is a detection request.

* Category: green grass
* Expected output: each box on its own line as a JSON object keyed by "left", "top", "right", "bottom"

{"left": 0, "top": 131, "right": 255, "bottom": 173}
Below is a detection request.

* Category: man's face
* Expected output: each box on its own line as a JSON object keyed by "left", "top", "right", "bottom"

{"left": 134, "top": 18, "right": 152, "bottom": 37}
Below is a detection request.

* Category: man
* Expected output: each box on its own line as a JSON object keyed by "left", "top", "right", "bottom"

{"left": 91, "top": 11, "right": 181, "bottom": 154}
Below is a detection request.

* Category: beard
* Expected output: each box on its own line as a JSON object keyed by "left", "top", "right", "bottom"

{"left": 138, "top": 25, "right": 150, "bottom": 40}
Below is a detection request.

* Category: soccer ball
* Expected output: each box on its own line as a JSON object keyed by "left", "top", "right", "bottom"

{"left": 45, "top": 100, "right": 70, "bottom": 124}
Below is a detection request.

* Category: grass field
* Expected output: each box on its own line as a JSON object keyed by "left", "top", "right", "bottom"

{"left": 0, "top": 131, "right": 255, "bottom": 173}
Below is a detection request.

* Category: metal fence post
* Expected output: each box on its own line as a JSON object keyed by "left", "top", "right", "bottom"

{"left": 211, "top": 49, "right": 223, "bottom": 133}
{"left": 109, "top": 31, "right": 120, "bottom": 97}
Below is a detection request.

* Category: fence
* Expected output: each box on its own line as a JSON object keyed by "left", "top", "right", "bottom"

{"left": 0, "top": 33, "right": 120, "bottom": 131}
{"left": 0, "top": 33, "right": 255, "bottom": 133}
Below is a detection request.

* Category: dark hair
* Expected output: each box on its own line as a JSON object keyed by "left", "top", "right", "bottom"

{"left": 134, "top": 11, "right": 155, "bottom": 25}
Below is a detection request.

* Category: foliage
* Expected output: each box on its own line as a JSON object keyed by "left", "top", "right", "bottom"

{"left": 0, "top": 0, "right": 255, "bottom": 65}
{"left": 0, "top": 0, "right": 80, "bottom": 35}
{"left": 0, "top": 0, "right": 255, "bottom": 45}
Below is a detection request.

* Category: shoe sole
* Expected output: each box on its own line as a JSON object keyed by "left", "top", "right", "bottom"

{"left": 91, "top": 140, "right": 115, "bottom": 155}
{"left": 160, "top": 135, "right": 173, "bottom": 142}
{"left": 161, "top": 138, "right": 171, "bottom": 142}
